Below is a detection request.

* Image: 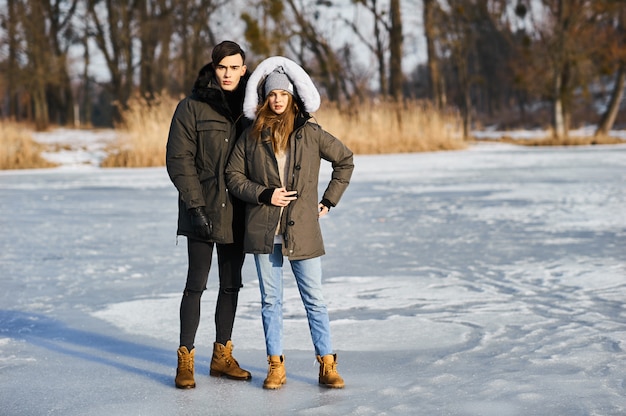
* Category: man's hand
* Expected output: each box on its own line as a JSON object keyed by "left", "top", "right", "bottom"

{"left": 189, "top": 206, "right": 212, "bottom": 239}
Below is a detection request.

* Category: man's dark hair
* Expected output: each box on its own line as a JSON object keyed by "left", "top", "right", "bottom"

{"left": 211, "top": 41, "right": 246, "bottom": 67}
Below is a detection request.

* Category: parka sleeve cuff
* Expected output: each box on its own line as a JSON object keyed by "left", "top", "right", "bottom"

{"left": 259, "top": 188, "right": 275, "bottom": 205}
{"left": 320, "top": 198, "right": 335, "bottom": 210}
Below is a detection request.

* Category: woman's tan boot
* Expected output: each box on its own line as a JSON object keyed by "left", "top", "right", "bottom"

{"left": 263, "top": 355, "right": 286, "bottom": 389}
{"left": 317, "top": 354, "right": 345, "bottom": 388}
{"left": 209, "top": 340, "right": 252, "bottom": 380}
{"left": 175, "top": 346, "right": 196, "bottom": 389}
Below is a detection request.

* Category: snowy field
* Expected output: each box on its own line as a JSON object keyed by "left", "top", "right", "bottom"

{"left": 0, "top": 129, "right": 625, "bottom": 415}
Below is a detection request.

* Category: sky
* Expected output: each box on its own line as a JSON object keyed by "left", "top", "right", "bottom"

{"left": 0, "top": 129, "right": 625, "bottom": 415}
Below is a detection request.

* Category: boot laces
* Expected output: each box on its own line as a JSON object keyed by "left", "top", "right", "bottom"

{"left": 325, "top": 361, "right": 338, "bottom": 375}
{"left": 179, "top": 354, "right": 193, "bottom": 371}
{"left": 222, "top": 344, "right": 238, "bottom": 367}
{"left": 268, "top": 359, "right": 282, "bottom": 373}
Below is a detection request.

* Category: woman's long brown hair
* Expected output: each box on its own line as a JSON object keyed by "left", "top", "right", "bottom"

{"left": 251, "top": 93, "right": 298, "bottom": 154}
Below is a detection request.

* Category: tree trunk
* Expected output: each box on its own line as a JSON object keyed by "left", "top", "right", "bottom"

{"left": 457, "top": 60, "right": 472, "bottom": 140}
{"left": 47, "top": 55, "right": 75, "bottom": 126}
{"left": 138, "top": 0, "right": 153, "bottom": 98}
{"left": 81, "top": 21, "right": 92, "bottom": 127}
{"left": 43, "top": 0, "right": 78, "bottom": 126}
{"left": 595, "top": 64, "right": 626, "bottom": 136}
{"left": 122, "top": 5, "right": 135, "bottom": 106}
{"left": 552, "top": 71, "right": 565, "bottom": 138}
{"left": 88, "top": 0, "right": 138, "bottom": 120}
{"left": 32, "top": 81, "right": 49, "bottom": 131}
{"left": 424, "top": 0, "right": 443, "bottom": 108}
{"left": 155, "top": 0, "right": 174, "bottom": 94}
{"left": 23, "top": 0, "right": 50, "bottom": 130}
{"left": 389, "top": 0, "right": 403, "bottom": 101}
{"left": 6, "top": 0, "right": 19, "bottom": 119}
{"left": 373, "top": 0, "right": 387, "bottom": 97}
{"left": 463, "top": 87, "right": 472, "bottom": 139}
{"left": 551, "top": 0, "right": 569, "bottom": 139}
{"left": 138, "top": 0, "right": 173, "bottom": 98}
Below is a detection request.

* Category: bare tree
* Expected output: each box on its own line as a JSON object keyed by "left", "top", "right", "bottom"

{"left": 242, "top": 0, "right": 289, "bottom": 58}
{"left": 273, "top": 0, "right": 354, "bottom": 103}
{"left": 551, "top": 0, "right": 568, "bottom": 138}
{"left": 4, "top": 0, "right": 621, "bottom": 133}
{"left": 345, "top": 0, "right": 389, "bottom": 97}
{"left": 172, "top": 0, "right": 226, "bottom": 93}
{"left": 596, "top": 64, "right": 626, "bottom": 136}
{"left": 80, "top": 0, "right": 230, "bottom": 120}
{"left": 3, "top": 0, "right": 21, "bottom": 119}
{"left": 78, "top": 11, "right": 92, "bottom": 127}
{"left": 19, "top": 0, "right": 51, "bottom": 129}
{"left": 594, "top": 0, "right": 626, "bottom": 137}
{"left": 527, "top": 0, "right": 599, "bottom": 138}
{"left": 1, "top": 0, "right": 78, "bottom": 129}
{"left": 388, "top": 0, "right": 402, "bottom": 101}
{"left": 87, "top": 0, "right": 139, "bottom": 119}
{"left": 152, "top": 0, "right": 175, "bottom": 95}
{"left": 423, "top": 0, "right": 445, "bottom": 108}
{"left": 138, "top": 0, "right": 165, "bottom": 98}
{"left": 439, "top": 0, "right": 479, "bottom": 139}
{"left": 44, "top": 0, "right": 79, "bottom": 126}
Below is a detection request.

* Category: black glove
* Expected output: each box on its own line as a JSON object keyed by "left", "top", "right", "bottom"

{"left": 188, "top": 206, "right": 212, "bottom": 239}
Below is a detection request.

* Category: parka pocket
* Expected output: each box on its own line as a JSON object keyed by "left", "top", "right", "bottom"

{"left": 195, "top": 119, "right": 228, "bottom": 172}
{"left": 197, "top": 119, "right": 228, "bottom": 132}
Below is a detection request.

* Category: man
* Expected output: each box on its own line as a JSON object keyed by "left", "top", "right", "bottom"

{"left": 166, "top": 40, "right": 251, "bottom": 389}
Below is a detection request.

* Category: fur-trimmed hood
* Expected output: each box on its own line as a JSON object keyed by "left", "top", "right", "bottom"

{"left": 243, "top": 56, "right": 320, "bottom": 120}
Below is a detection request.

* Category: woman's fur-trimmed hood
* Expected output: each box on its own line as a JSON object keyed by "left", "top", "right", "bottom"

{"left": 243, "top": 56, "right": 320, "bottom": 120}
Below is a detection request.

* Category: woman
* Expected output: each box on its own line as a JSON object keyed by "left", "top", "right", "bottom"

{"left": 226, "top": 56, "right": 354, "bottom": 389}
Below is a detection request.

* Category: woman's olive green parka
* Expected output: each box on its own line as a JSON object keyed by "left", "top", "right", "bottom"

{"left": 225, "top": 118, "right": 354, "bottom": 260}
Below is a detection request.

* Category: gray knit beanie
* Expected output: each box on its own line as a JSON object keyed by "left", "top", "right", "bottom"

{"left": 263, "top": 66, "right": 294, "bottom": 97}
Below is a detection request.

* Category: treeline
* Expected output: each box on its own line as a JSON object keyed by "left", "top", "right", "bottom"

{"left": 0, "top": 0, "right": 624, "bottom": 139}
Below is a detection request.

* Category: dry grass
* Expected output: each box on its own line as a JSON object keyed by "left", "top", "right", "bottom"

{"left": 102, "top": 95, "right": 466, "bottom": 168}
{"left": 489, "top": 134, "right": 625, "bottom": 146}
{"left": 4, "top": 95, "right": 622, "bottom": 171}
{"left": 101, "top": 93, "right": 179, "bottom": 168}
{"left": 98, "top": 95, "right": 625, "bottom": 169}
{"left": 313, "top": 100, "right": 466, "bottom": 154}
{"left": 0, "top": 120, "right": 57, "bottom": 170}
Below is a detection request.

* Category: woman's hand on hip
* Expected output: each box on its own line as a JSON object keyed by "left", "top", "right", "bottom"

{"left": 318, "top": 203, "right": 329, "bottom": 218}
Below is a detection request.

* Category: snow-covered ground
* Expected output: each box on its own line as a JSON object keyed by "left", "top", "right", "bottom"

{"left": 0, "top": 129, "right": 625, "bottom": 415}
{"left": 473, "top": 125, "right": 626, "bottom": 141}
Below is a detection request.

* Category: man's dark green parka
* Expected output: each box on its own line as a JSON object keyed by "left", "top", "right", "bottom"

{"left": 166, "top": 66, "right": 249, "bottom": 244}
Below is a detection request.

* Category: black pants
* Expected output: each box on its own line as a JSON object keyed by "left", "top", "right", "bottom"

{"left": 179, "top": 215, "right": 245, "bottom": 350}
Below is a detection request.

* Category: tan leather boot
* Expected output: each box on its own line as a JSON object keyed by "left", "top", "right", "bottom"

{"left": 175, "top": 346, "right": 196, "bottom": 389}
{"left": 317, "top": 354, "right": 344, "bottom": 388}
{"left": 263, "top": 355, "right": 286, "bottom": 389}
{"left": 209, "top": 340, "right": 251, "bottom": 380}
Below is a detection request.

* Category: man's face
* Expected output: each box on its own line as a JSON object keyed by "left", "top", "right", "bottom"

{"left": 214, "top": 54, "right": 246, "bottom": 91}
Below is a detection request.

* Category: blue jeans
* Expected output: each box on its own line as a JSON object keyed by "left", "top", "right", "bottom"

{"left": 254, "top": 244, "right": 333, "bottom": 357}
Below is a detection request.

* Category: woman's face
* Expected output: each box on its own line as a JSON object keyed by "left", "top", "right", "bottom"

{"left": 267, "top": 90, "right": 291, "bottom": 115}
